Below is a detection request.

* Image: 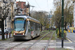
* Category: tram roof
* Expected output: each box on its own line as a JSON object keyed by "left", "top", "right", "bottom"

{"left": 14, "top": 15, "right": 40, "bottom": 23}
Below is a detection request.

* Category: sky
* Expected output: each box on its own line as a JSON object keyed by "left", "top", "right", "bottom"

{"left": 16, "top": 0, "right": 54, "bottom": 13}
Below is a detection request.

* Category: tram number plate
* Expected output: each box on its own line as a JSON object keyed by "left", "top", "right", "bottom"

{"left": 16, "top": 33, "right": 21, "bottom": 35}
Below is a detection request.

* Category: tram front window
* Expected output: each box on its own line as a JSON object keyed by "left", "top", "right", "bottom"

{"left": 14, "top": 20, "right": 25, "bottom": 31}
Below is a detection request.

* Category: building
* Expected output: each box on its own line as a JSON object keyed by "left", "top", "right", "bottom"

{"left": 16, "top": 1, "right": 26, "bottom": 14}
{"left": 0, "top": 0, "right": 16, "bottom": 29}
{"left": 16, "top": 1, "right": 29, "bottom": 15}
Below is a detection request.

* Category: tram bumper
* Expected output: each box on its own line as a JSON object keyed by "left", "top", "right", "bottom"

{"left": 13, "top": 35, "right": 25, "bottom": 37}
{"left": 13, "top": 35, "right": 25, "bottom": 39}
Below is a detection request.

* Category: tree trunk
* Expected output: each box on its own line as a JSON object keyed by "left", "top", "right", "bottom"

{"left": 1, "top": 18, "right": 5, "bottom": 40}
{"left": 70, "top": 22, "right": 72, "bottom": 27}
{"left": 65, "top": 22, "right": 67, "bottom": 30}
{"left": 58, "top": 22, "right": 61, "bottom": 37}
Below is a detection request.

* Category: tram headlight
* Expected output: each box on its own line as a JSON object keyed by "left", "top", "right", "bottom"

{"left": 21, "top": 33, "right": 24, "bottom": 35}
{"left": 14, "top": 33, "right": 16, "bottom": 35}
{"left": 23, "top": 33, "right": 24, "bottom": 35}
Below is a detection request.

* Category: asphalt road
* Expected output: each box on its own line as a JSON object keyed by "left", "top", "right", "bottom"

{"left": 56, "top": 32, "right": 75, "bottom": 49}
{"left": 66, "top": 32, "right": 75, "bottom": 43}
{"left": 0, "top": 32, "right": 75, "bottom": 50}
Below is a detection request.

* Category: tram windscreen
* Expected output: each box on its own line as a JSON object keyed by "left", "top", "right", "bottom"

{"left": 14, "top": 18, "right": 25, "bottom": 31}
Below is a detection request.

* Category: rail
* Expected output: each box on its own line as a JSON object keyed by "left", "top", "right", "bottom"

{"left": 26, "top": 31, "right": 54, "bottom": 50}
{"left": 44, "top": 32, "right": 54, "bottom": 50}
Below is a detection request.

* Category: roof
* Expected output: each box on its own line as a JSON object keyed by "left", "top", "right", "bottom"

{"left": 14, "top": 15, "right": 40, "bottom": 23}
{"left": 14, "top": 15, "right": 28, "bottom": 19}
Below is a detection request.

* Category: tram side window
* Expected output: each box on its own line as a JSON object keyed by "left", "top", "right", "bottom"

{"left": 37, "top": 23, "right": 39, "bottom": 30}
{"left": 28, "top": 21, "right": 30, "bottom": 29}
{"left": 37, "top": 24, "right": 40, "bottom": 31}
{"left": 35, "top": 23, "right": 37, "bottom": 30}
{"left": 30, "top": 21, "right": 34, "bottom": 31}
{"left": 33, "top": 22, "right": 35, "bottom": 30}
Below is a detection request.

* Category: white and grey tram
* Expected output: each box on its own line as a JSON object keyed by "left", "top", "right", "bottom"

{"left": 13, "top": 15, "right": 40, "bottom": 40}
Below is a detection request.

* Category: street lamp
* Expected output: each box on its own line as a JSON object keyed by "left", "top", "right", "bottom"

{"left": 26, "top": 3, "right": 35, "bottom": 16}
{"left": 61, "top": 0, "right": 64, "bottom": 48}
{"left": 73, "top": 0, "right": 75, "bottom": 29}
{"left": 30, "top": 5, "right": 35, "bottom": 11}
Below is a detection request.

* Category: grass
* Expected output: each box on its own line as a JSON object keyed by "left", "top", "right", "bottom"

{"left": 34, "top": 30, "right": 49, "bottom": 40}
{"left": 42, "top": 31, "right": 56, "bottom": 40}
{"left": 0, "top": 39, "right": 7, "bottom": 41}
{"left": 34, "top": 30, "right": 56, "bottom": 40}
{"left": 51, "top": 31, "right": 56, "bottom": 40}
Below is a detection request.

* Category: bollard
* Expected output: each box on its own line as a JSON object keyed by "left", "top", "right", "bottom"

{"left": 68, "top": 29, "right": 70, "bottom": 33}
{"left": 70, "top": 29, "right": 72, "bottom": 33}
{"left": 9, "top": 33, "right": 10, "bottom": 38}
{"left": 4, "top": 34, "right": 6, "bottom": 39}
{"left": 73, "top": 30, "right": 75, "bottom": 33}
{"left": 8, "top": 33, "right": 9, "bottom": 38}
{"left": 6, "top": 33, "right": 8, "bottom": 39}
{"left": 0, "top": 34, "right": 2, "bottom": 40}
{"left": 10, "top": 33, "right": 12, "bottom": 38}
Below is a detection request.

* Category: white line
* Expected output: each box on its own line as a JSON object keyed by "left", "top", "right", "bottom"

{"left": 23, "top": 43, "right": 55, "bottom": 44}
{"left": 48, "top": 46, "right": 74, "bottom": 50}
{"left": 66, "top": 38, "right": 72, "bottom": 43}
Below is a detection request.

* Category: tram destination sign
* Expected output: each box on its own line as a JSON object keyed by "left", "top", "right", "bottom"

{"left": 16, "top": 18, "right": 24, "bottom": 20}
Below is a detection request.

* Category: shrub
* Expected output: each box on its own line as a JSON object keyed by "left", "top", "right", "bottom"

{"left": 56, "top": 28, "right": 59, "bottom": 34}
{"left": 57, "top": 29, "right": 67, "bottom": 39}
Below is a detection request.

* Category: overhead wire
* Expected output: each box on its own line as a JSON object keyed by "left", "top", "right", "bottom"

{"left": 47, "top": 0, "right": 50, "bottom": 12}
{"left": 34, "top": 0, "right": 41, "bottom": 9}
{"left": 25, "top": 0, "right": 29, "bottom": 3}
{"left": 47, "top": 0, "right": 49, "bottom": 9}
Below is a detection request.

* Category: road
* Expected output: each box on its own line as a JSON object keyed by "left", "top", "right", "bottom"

{"left": 0, "top": 32, "right": 75, "bottom": 50}
{"left": 56, "top": 32, "right": 75, "bottom": 50}
{"left": 66, "top": 32, "right": 75, "bottom": 43}
{"left": 0, "top": 39, "right": 56, "bottom": 50}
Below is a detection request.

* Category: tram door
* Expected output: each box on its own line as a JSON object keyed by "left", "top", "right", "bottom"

{"left": 27, "top": 21, "right": 31, "bottom": 37}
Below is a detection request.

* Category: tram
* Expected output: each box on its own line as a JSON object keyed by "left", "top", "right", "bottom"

{"left": 13, "top": 15, "right": 40, "bottom": 40}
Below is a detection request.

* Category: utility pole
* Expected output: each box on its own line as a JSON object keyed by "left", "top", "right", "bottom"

{"left": 26, "top": 3, "right": 30, "bottom": 16}
{"left": 49, "top": 13, "right": 50, "bottom": 31}
{"left": 50, "top": 11, "right": 52, "bottom": 28}
{"left": 26, "top": 3, "right": 34, "bottom": 16}
{"left": 73, "top": 0, "right": 75, "bottom": 29}
{"left": 11, "top": 2, "right": 14, "bottom": 29}
{"left": 61, "top": 0, "right": 64, "bottom": 48}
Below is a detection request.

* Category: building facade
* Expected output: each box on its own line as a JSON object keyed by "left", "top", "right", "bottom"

{"left": 16, "top": 1, "right": 29, "bottom": 15}
{"left": 0, "top": 0, "right": 16, "bottom": 29}
{"left": 16, "top": 1, "right": 26, "bottom": 14}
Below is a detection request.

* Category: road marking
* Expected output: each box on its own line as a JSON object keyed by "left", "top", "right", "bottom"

{"left": 23, "top": 43, "right": 55, "bottom": 45}
{"left": 48, "top": 46, "right": 74, "bottom": 49}
{"left": 66, "top": 38, "right": 72, "bottom": 43}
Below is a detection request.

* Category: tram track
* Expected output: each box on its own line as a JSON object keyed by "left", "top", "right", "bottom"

{"left": 5, "top": 30, "right": 49, "bottom": 50}
{"left": 6, "top": 42, "right": 25, "bottom": 50}
{"left": 40, "top": 30, "right": 49, "bottom": 36}
{"left": 5, "top": 31, "right": 55, "bottom": 50}
{"left": 34, "top": 30, "right": 50, "bottom": 40}
{"left": 44, "top": 32, "right": 54, "bottom": 50}
{"left": 26, "top": 31, "right": 54, "bottom": 50}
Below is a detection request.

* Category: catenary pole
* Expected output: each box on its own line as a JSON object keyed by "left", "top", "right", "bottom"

{"left": 61, "top": 0, "right": 64, "bottom": 48}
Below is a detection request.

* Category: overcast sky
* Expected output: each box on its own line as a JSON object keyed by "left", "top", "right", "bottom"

{"left": 16, "top": 0, "right": 54, "bottom": 12}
